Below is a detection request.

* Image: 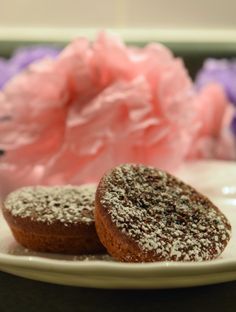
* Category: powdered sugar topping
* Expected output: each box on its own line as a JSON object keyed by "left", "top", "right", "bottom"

{"left": 99, "top": 164, "right": 231, "bottom": 261}
{"left": 4, "top": 184, "right": 97, "bottom": 224}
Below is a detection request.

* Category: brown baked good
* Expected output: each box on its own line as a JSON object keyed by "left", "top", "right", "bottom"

{"left": 95, "top": 164, "right": 231, "bottom": 262}
{"left": 3, "top": 185, "right": 105, "bottom": 254}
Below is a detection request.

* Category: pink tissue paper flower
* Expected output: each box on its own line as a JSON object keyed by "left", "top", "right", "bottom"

{"left": 0, "top": 32, "right": 235, "bottom": 197}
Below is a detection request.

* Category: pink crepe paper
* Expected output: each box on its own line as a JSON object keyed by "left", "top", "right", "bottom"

{"left": 0, "top": 32, "right": 234, "bottom": 197}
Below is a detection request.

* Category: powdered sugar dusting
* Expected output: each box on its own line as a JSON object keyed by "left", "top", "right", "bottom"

{"left": 100, "top": 164, "right": 231, "bottom": 261}
{"left": 4, "top": 184, "right": 97, "bottom": 224}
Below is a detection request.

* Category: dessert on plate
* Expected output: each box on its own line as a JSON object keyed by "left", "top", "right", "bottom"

{"left": 95, "top": 164, "right": 231, "bottom": 262}
{"left": 3, "top": 184, "right": 105, "bottom": 254}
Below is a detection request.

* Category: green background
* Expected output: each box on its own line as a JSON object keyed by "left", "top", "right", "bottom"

{"left": 1, "top": 40, "right": 236, "bottom": 78}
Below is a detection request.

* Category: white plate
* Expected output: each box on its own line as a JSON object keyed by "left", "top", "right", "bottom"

{"left": 0, "top": 160, "right": 236, "bottom": 289}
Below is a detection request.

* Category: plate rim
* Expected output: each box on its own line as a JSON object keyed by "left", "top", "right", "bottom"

{"left": 0, "top": 251, "right": 236, "bottom": 276}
